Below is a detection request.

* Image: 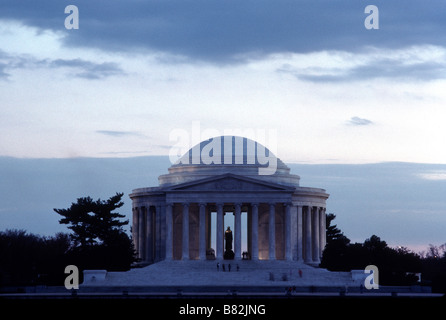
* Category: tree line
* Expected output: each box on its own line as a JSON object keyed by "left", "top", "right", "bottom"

{"left": 0, "top": 193, "right": 136, "bottom": 287}
{"left": 321, "top": 214, "right": 446, "bottom": 292}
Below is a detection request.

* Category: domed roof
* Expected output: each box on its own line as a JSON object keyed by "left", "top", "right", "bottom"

{"left": 159, "top": 136, "right": 300, "bottom": 187}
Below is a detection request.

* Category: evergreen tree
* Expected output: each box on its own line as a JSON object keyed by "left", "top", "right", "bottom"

{"left": 321, "top": 216, "right": 422, "bottom": 285}
{"left": 321, "top": 213, "right": 351, "bottom": 270}
{"left": 54, "top": 192, "right": 127, "bottom": 247}
{"left": 325, "top": 213, "right": 350, "bottom": 245}
{"left": 54, "top": 192, "right": 136, "bottom": 271}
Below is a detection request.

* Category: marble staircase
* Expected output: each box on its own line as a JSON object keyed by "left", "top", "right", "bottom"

{"left": 83, "top": 259, "right": 356, "bottom": 288}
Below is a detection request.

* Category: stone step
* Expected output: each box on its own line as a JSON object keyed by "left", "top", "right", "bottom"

{"left": 84, "top": 259, "right": 354, "bottom": 288}
{"left": 126, "top": 261, "right": 340, "bottom": 278}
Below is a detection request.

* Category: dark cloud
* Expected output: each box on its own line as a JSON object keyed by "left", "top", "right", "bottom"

{"left": 0, "top": 50, "right": 25, "bottom": 79}
{"left": 348, "top": 60, "right": 446, "bottom": 82}
{"left": 0, "top": 1, "right": 445, "bottom": 64}
{"left": 0, "top": 63, "right": 10, "bottom": 79}
{"left": 278, "top": 54, "right": 446, "bottom": 83}
{"left": 49, "top": 59, "right": 125, "bottom": 79}
{"left": 0, "top": 50, "right": 124, "bottom": 80}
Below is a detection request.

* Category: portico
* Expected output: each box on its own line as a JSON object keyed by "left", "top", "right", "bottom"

{"left": 132, "top": 200, "right": 326, "bottom": 264}
{"left": 130, "top": 136, "right": 329, "bottom": 266}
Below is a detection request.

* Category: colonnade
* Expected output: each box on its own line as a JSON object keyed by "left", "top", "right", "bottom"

{"left": 132, "top": 202, "right": 326, "bottom": 265}
{"left": 132, "top": 205, "right": 165, "bottom": 264}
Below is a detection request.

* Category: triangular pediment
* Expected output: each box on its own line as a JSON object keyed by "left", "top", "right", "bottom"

{"left": 165, "top": 173, "right": 295, "bottom": 193}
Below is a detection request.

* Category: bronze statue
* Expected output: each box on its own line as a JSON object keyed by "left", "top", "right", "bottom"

{"left": 224, "top": 226, "right": 234, "bottom": 259}
{"left": 225, "top": 226, "right": 233, "bottom": 251}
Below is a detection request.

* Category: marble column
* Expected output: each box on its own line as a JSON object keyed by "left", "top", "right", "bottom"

{"left": 216, "top": 203, "right": 224, "bottom": 259}
{"left": 138, "top": 206, "right": 146, "bottom": 261}
{"left": 165, "top": 203, "right": 173, "bottom": 260}
{"left": 289, "top": 204, "right": 298, "bottom": 261}
{"left": 312, "top": 206, "right": 320, "bottom": 264}
{"left": 251, "top": 203, "right": 259, "bottom": 260}
{"left": 323, "top": 208, "right": 327, "bottom": 252}
{"left": 285, "top": 203, "right": 292, "bottom": 260}
{"left": 199, "top": 203, "right": 206, "bottom": 260}
{"left": 234, "top": 203, "right": 242, "bottom": 260}
{"left": 297, "top": 205, "right": 303, "bottom": 261}
{"left": 319, "top": 208, "right": 326, "bottom": 258}
{"left": 156, "top": 205, "right": 162, "bottom": 261}
{"left": 269, "top": 203, "right": 276, "bottom": 260}
{"left": 182, "top": 203, "right": 190, "bottom": 260}
{"left": 145, "top": 206, "right": 153, "bottom": 262}
{"left": 132, "top": 207, "right": 139, "bottom": 258}
{"left": 304, "top": 206, "right": 312, "bottom": 263}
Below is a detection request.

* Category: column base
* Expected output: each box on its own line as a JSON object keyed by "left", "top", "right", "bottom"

{"left": 307, "top": 261, "right": 320, "bottom": 267}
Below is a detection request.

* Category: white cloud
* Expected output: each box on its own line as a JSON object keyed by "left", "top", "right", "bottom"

{"left": 0, "top": 20, "right": 64, "bottom": 57}
{"left": 417, "top": 171, "right": 446, "bottom": 181}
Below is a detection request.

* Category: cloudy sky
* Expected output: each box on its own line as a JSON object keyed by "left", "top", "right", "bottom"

{"left": 0, "top": 1, "right": 445, "bottom": 250}
{"left": 1, "top": 0, "right": 446, "bottom": 163}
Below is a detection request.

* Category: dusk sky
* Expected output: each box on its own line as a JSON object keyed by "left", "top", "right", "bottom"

{"left": 1, "top": 1, "right": 445, "bottom": 252}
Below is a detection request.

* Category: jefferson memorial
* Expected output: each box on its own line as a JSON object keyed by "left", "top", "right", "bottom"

{"left": 130, "top": 136, "right": 328, "bottom": 266}
{"left": 83, "top": 136, "right": 365, "bottom": 289}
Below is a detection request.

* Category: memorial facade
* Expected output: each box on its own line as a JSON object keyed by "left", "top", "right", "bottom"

{"left": 130, "top": 136, "right": 328, "bottom": 266}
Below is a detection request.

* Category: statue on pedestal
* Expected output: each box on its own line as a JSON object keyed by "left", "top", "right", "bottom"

{"left": 224, "top": 226, "right": 234, "bottom": 259}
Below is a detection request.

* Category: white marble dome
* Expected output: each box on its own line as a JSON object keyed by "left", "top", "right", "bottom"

{"left": 158, "top": 136, "right": 300, "bottom": 187}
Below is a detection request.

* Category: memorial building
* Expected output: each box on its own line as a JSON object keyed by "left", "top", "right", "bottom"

{"left": 130, "top": 136, "right": 328, "bottom": 266}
